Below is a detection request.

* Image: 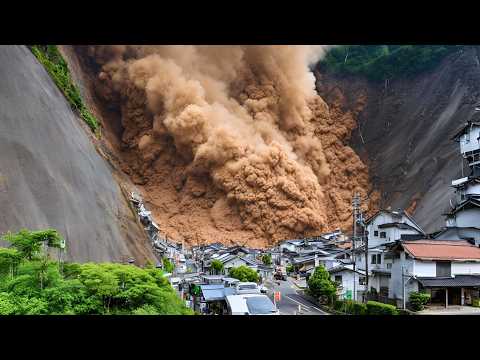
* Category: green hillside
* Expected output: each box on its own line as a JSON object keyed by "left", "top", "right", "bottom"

{"left": 319, "top": 45, "right": 462, "bottom": 81}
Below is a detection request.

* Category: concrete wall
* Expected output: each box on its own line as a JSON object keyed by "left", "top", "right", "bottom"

{"left": 456, "top": 208, "right": 480, "bottom": 228}
{"left": 435, "top": 227, "right": 480, "bottom": 242}
{"left": 389, "top": 251, "right": 414, "bottom": 299}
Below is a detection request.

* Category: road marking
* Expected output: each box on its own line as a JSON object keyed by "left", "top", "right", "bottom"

{"left": 287, "top": 294, "right": 326, "bottom": 314}
{"left": 286, "top": 295, "right": 311, "bottom": 310}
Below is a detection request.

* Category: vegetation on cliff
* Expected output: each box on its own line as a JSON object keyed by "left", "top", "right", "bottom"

{"left": 30, "top": 45, "right": 100, "bottom": 133}
{"left": 319, "top": 45, "right": 462, "bottom": 81}
{"left": 0, "top": 229, "right": 192, "bottom": 315}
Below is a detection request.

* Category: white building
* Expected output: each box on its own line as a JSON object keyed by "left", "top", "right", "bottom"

{"left": 362, "top": 209, "right": 425, "bottom": 248}
{"left": 352, "top": 209, "right": 424, "bottom": 298}
{"left": 329, "top": 264, "right": 367, "bottom": 302}
{"left": 435, "top": 120, "right": 480, "bottom": 245}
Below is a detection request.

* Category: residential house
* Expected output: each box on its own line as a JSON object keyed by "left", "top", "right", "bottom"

{"left": 434, "top": 120, "right": 480, "bottom": 245}
{"left": 329, "top": 264, "right": 367, "bottom": 301}
{"left": 353, "top": 209, "right": 425, "bottom": 298}
{"left": 387, "top": 240, "right": 480, "bottom": 308}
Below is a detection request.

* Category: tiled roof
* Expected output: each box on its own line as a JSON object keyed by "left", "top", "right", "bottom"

{"left": 417, "top": 275, "right": 480, "bottom": 288}
{"left": 378, "top": 222, "right": 419, "bottom": 231}
{"left": 403, "top": 240, "right": 480, "bottom": 261}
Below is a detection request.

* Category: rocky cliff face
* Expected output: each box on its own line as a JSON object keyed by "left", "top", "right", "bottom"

{"left": 0, "top": 45, "right": 155, "bottom": 263}
{"left": 316, "top": 46, "right": 480, "bottom": 232}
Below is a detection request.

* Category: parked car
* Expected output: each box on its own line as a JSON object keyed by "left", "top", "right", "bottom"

{"left": 226, "top": 294, "right": 280, "bottom": 315}
{"left": 235, "top": 282, "right": 261, "bottom": 295}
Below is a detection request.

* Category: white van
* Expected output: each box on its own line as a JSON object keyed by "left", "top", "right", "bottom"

{"left": 226, "top": 294, "right": 279, "bottom": 315}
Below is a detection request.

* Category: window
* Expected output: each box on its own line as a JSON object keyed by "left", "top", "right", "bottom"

{"left": 371, "top": 255, "right": 377, "bottom": 264}
{"left": 436, "top": 261, "right": 451, "bottom": 277}
{"left": 376, "top": 254, "right": 382, "bottom": 264}
{"left": 335, "top": 275, "right": 342, "bottom": 284}
{"left": 380, "top": 232, "right": 386, "bottom": 238}
{"left": 374, "top": 230, "right": 378, "bottom": 237}
{"left": 359, "top": 277, "right": 366, "bottom": 285}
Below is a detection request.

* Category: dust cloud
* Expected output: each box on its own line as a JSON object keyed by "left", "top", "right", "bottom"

{"left": 83, "top": 45, "right": 376, "bottom": 247}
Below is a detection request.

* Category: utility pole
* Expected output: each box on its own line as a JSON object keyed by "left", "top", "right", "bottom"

{"left": 402, "top": 265, "right": 406, "bottom": 310}
{"left": 360, "top": 210, "right": 369, "bottom": 301}
{"left": 352, "top": 193, "right": 360, "bottom": 302}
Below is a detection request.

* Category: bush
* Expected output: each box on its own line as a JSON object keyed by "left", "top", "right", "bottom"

{"left": 333, "top": 299, "right": 367, "bottom": 315}
{"left": 409, "top": 292, "right": 431, "bottom": 311}
{"left": 29, "top": 45, "right": 100, "bottom": 133}
{"left": 472, "top": 298, "right": 480, "bottom": 308}
{"left": 366, "top": 301, "right": 399, "bottom": 315}
{"left": 353, "top": 301, "right": 368, "bottom": 315}
{"left": 286, "top": 264, "right": 294, "bottom": 274}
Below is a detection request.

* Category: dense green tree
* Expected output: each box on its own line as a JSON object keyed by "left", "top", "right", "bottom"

{"left": 229, "top": 265, "right": 259, "bottom": 283}
{"left": 2, "top": 229, "right": 62, "bottom": 260}
{"left": 261, "top": 253, "right": 272, "bottom": 266}
{"left": 162, "top": 257, "right": 175, "bottom": 274}
{"left": 0, "top": 248, "right": 23, "bottom": 278}
{"left": 210, "top": 259, "right": 224, "bottom": 275}
{"left": 0, "top": 229, "right": 193, "bottom": 315}
{"left": 307, "top": 265, "right": 337, "bottom": 304}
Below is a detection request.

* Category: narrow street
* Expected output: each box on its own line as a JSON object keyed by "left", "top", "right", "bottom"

{"left": 267, "top": 277, "right": 328, "bottom": 315}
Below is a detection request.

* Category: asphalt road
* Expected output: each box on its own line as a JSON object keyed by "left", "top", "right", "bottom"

{"left": 267, "top": 277, "right": 328, "bottom": 315}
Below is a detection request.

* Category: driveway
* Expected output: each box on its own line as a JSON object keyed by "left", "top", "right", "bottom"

{"left": 417, "top": 306, "right": 480, "bottom": 315}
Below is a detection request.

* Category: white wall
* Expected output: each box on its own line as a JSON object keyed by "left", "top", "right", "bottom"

{"left": 367, "top": 211, "right": 423, "bottom": 248}
{"left": 456, "top": 208, "right": 480, "bottom": 228}
{"left": 331, "top": 270, "right": 366, "bottom": 301}
{"left": 413, "top": 260, "right": 436, "bottom": 277}
{"left": 465, "top": 183, "right": 480, "bottom": 196}
{"left": 452, "top": 262, "right": 480, "bottom": 275}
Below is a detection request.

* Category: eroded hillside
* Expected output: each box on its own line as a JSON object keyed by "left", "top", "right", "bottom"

{"left": 316, "top": 46, "right": 480, "bottom": 232}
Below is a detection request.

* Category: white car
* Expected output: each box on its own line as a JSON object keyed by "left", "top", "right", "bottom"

{"left": 235, "top": 282, "right": 261, "bottom": 295}
{"left": 226, "top": 294, "right": 279, "bottom": 315}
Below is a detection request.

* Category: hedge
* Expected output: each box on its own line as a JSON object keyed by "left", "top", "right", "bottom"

{"left": 334, "top": 299, "right": 367, "bottom": 315}
{"left": 409, "top": 292, "right": 431, "bottom": 311}
{"left": 366, "top": 301, "right": 399, "bottom": 315}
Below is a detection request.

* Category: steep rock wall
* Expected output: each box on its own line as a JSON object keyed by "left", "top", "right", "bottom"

{"left": 316, "top": 47, "right": 480, "bottom": 232}
{"left": 0, "top": 45, "right": 154, "bottom": 263}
